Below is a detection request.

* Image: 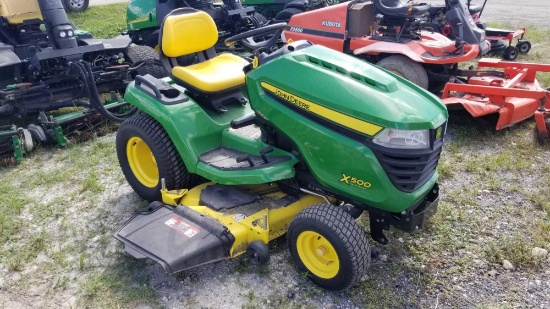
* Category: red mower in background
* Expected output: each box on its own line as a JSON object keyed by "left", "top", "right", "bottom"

{"left": 442, "top": 59, "right": 550, "bottom": 132}
{"left": 284, "top": 0, "right": 550, "bottom": 136}
{"left": 284, "top": 0, "right": 490, "bottom": 90}
{"left": 427, "top": 0, "right": 531, "bottom": 61}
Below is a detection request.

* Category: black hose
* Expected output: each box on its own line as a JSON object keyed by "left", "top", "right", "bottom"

{"left": 70, "top": 61, "right": 137, "bottom": 123}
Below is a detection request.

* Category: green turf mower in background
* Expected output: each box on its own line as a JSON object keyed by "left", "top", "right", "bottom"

{"left": 114, "top": 8, "right": 447, "bottom": 290}
{"left": 240, "top": 0, "right": 308, "bottom": 21}
{"left": 126, "top": 0, "right": 272, "bottom": 52}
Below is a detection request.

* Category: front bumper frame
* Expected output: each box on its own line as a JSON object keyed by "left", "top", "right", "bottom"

{"left": 368, "top": 183, "right": 440, "bottom": 244}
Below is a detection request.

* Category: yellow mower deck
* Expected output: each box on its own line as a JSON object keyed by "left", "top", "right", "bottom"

{"left": 115, "top": 182, "right": 327, "bottom": 273}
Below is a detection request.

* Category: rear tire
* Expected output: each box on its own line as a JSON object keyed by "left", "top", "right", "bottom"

{"left": 116, "top": 114, "right": 195, "bottom": 202}
{"left": 127, "top": 45, "right": 166, "bottom": 78}
{"left": 516, "top": 40, "right": 531, "bottom": 54}
{"left": 62, "top": 0, "right": 89, "bottom": 12}
{"left": 376, "top": 55, "right": 429, "bottom": 89}
{"left": 274, "top": 8, "right": 303, "bottom": 21}
{"left": 502, "top": 46, "right": 519, "bottom": 61}
{"left": 287, "top": 204, "right": 370, "bottom": 290}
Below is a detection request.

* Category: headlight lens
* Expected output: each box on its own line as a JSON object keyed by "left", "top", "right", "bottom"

{"left": 59, "top": 31, "right": 67, "bottom": 38}
{"left": 372, "top": 128, "right": 430, "bottom": 149}
{"left": 68, "top": 30, "right": 74, "bottom": 37}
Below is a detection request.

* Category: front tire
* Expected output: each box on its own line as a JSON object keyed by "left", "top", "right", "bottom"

{"left": 516, "top": 40, "right": 531, "bottom": 54}
{"left": 502, "top": 45, "right": 519, "bottom": 61}
{"left": 376, "top": 55, "right": 429, "bottom": 89}
{"left": 116, "top": 114, "right": 195, "bottom": 201}
{"left": 287, "top": 204, "right": 370, "bottom": 290}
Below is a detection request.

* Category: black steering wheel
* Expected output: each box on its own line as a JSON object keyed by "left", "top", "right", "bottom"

{"left": 224, "top": 23, "right": 288, "bottom": 55}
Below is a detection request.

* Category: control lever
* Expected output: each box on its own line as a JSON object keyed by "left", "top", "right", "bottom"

{"left": 236, "top": 154, "right": 254, "bottom": 167}
{"left": 259, "top": 146, "right": 274, "bottom": 164}
{"left": 230, "top": 114, "right": 257, "bottom": 129}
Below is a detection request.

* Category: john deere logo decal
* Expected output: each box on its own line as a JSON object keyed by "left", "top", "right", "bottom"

{"left": 340, "top": 174, "right": 371, "bottom": 189}
{"left": 260, "top": 82, "right": 383, "bottom": 137}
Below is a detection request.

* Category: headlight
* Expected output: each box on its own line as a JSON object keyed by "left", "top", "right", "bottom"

{"left": 68, "top": 30, "right": 74, "bottom": 37}
{"left": 59, "top": 31, "right": 67, "bottom": 38}
{"left": 372, "top": 128, "right": 429, "bottom": 149}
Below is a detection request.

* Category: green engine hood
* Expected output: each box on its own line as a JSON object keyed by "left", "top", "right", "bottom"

{"left": 248, "top": 45, "right": 448, "bottom": 134}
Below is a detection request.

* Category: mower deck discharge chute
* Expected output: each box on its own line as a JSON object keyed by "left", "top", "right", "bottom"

{"left": 442, "top": 58, "right": 550, "bottom": 130}
{"left": 114, "top": 8, "right": 448, "bottom": 290}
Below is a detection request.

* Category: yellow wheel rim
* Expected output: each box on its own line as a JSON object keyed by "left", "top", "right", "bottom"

{"left": 296, "top": 231, "right": 340, "bottom": 279}
{"left": 127, "top": 137, "right": 159, "bottom": 188}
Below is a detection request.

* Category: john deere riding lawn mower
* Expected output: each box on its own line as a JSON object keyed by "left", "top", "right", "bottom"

{"left": 114, "top": 8, "right": 447, "bottom": 290}
{"left": 0, "top": 0, "right": 161, "bottom": 165}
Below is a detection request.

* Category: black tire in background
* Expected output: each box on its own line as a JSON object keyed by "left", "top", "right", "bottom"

{"left": 274, "top": 8, "right": 303, "bottom": 22}
{"left": 376, "top": 55, "right": 430, "bottom": 90}
{"left": 253, "top": 12, "right": 269, "bottom": 26}
{"left": 516, "top": 40, "right": 531, "bottom": 54}
{"left": 502, "top": 45, "right": 519, "bottom": 61}
{"left": 127, "top": 45, "right": 166, "bottom": 78}
{"left": 116, "top": 113, "right": 196, "bottom": 202}
{"left": 287, "top": 204, "right": 371, "bottom": 290}
{"left": 62, "top": 0, "right": 89, "bottom": 12}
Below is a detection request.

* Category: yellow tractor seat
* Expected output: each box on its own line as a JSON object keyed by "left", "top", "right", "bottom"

{"left": 158, "top": 8, "right": 250, "bottom": 112}
{"left": 172, "top": 53, "right": 249, "bottom": 93}
{"left": 0, "top": 0, "right": 43, "bottom": 24}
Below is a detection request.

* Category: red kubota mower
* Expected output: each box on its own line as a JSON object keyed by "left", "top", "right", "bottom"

{"left": 285, "top": 0, "right": 550, "bottom": 132}
{"left": 284, "top": 0, "right": 490, "bottom": 90}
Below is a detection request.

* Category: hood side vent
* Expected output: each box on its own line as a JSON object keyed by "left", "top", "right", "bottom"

{"left": 307, "top": 55, "right": 389, "bottom": 93}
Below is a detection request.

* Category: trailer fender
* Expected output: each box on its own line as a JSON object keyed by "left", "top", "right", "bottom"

{"left": 353, "top": 42, "right": 424, "bottom": 63}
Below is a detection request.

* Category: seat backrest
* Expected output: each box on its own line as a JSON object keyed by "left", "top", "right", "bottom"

{"left": 378, "top": 0, "right": 406, "bottom": 9}
{"left": 161, "top": 10, "right": 218, "bottom": 58}
{"left": 0, "top": 0, "right": 42, "bottom": 24}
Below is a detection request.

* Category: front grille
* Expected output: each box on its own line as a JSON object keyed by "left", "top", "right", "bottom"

{"left": 371, "top": 126, "right": 445, "bottom": 193}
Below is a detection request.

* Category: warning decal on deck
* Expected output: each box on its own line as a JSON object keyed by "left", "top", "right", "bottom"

{"left": 232, "top": 214, "right": 246, "bottom": 222}
{"left": 164, "top": 217, "right": 200, "bottom": 238}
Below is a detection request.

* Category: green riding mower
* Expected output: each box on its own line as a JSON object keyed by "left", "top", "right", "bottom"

{"left": 126, "top": 0, "right": 273, "bottom": 52}
{"left": 0, "top": 0, "right": 162, "bottom": 165}
{"left": 114, "top": 8, "right": 447, "bottom": 290}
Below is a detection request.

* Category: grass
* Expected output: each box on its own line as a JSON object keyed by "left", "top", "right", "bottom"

{"left": 68, "top": 3, "right": 128, "bottom": 38}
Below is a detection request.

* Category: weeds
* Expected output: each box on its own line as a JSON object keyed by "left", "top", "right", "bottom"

{"left": 484, "top": 234, "right": 540, "bottom": 269}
